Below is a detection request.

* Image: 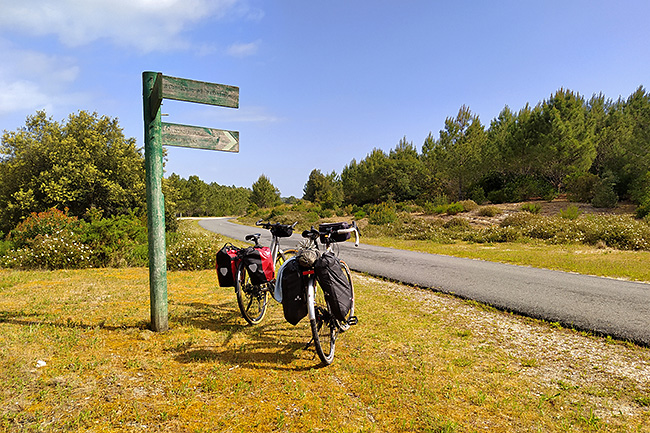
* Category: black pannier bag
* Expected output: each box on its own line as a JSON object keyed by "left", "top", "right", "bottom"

{"left": 216, "top": 243, "right": 241, "bottom": 287}
{"left": 314, "top": 251, "right": 352, "bottom": 322}
{"left": 271, "top": 224, "right": 293, "bottom": 238}
{"left": 280, "top": 258, "right": 308, "bottom": 325}
{"left": 241, "top": 246, "right": 275, "bottom": 286}
{"left": 318, "top": 222, "right": 351, "bottom": 243}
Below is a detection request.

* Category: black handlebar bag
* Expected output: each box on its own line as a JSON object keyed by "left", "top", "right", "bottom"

{"left": 318, "top": 222, "right": 351, "bottom": 243}
{"left": 271, "top": 224, "right": 293, "bottom": 238}
{"left": 314, "top": 251, "right": 352, "bottom": 322}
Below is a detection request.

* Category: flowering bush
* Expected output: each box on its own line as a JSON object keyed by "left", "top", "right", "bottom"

{"left": 166, "top": 223, "right": 222, "bottom": 271}
{"left": 2, "top": 232, "right": 93, "bottom": 270}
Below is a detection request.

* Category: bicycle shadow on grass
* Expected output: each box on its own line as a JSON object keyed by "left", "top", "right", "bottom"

{"left": 169, "top": 301, "right": 321, "bottom": 371}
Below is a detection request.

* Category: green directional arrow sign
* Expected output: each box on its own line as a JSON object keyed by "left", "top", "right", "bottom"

{"left": 162, "top": 122, "right": 239, "bottom": 152}
{"left": 142, "top": 71, "right": 240, "bottom": 332}
{"left": 162, "top": 75, "right": 239, "bottom": 108}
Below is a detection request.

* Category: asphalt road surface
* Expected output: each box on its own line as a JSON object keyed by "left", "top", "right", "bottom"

{"left": 199, "top": 217, "right": 650, "bottom": 346}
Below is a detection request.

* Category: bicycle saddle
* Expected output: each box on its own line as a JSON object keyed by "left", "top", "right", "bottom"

{"left": 245, "top": 233, "right": 262, "bottom": 245}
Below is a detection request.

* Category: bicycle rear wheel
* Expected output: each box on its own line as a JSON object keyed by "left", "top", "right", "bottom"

{"left": 235, "top": 261, "right": 268, "bottom": 325}
{"left": 275, "top": 248, "right": 297, "bottom": 270}
{"left": 310, "top": 280, "right": 337, "bottom": 365}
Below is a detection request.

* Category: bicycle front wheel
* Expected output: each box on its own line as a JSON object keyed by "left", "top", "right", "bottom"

{"left": 235, "top": 261, "right": 268, "bottom": 325}
{"left": 310, "top": 280, "right": 337, "bottom": 365}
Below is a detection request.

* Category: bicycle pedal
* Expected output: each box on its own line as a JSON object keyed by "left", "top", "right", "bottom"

{"left": 347, "top": 316, "right": 359, "bottom": 326}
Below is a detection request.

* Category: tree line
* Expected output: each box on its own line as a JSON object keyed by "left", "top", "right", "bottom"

{"left": 0, "top": 111, "right": 281, "bottom": 234}
{"left": 2, "top": 85, "right": 649, "bottom": 236}
{"left": 305, "top": 86, "right": 650, "bottom": 216}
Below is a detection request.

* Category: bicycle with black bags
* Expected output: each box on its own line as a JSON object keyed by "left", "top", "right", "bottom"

{"left": 278, "top": 221, "right": 359, "bottom": 365}
{"left": 216, "top": 220, "right": 297, "bottom": 324}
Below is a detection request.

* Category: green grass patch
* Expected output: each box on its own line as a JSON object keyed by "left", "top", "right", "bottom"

{"left": 1, "top": 267, "right": 649, "bottom": 431}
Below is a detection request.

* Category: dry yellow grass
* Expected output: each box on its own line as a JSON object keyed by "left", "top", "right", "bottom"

{"left": 1, "top": 267, "right": 649, "bottom": 432}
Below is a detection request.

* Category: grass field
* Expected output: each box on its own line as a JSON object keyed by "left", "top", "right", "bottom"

{"left": 1, "top": 266, "right": 649, "bottom": 432}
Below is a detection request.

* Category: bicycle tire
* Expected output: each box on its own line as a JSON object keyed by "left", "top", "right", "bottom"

{"left": 337, "top": 260, "right": 355, "bottom": 332}
{"left": 310, "top": 279, "right": 337, "bottom": 365}
{"left": 235, "top": 261, "right": 268, "bottom": 325}
{"left": 275, "top": 248, "right": 297, "bottom": 270}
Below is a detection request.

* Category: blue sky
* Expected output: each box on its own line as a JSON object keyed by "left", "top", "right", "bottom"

{"left": 1, "top": 1, "right": 649, "bottom": 198}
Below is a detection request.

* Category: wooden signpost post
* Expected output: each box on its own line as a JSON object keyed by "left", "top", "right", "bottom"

{"left": 142, "top": 72, "right": 239, "bottom": 332}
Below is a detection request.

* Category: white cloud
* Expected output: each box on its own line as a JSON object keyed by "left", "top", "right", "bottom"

{"left": 0, "top": 0, "right": 251, "bottom": 52}
{"left": 0, "top": 80, "right": 50, "bottom": 115}
{"left": 0, "top": 41, "right": 84, "bottom": 116}
{"left": 226, "top": 40, "right": 260, "bottom": 58}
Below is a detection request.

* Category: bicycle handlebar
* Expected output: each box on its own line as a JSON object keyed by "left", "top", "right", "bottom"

{"left": 301, "top": 221, "right": 360, "bottom": 247}
{"left": 255, "top": 219, "right": 298, "bottom": 230}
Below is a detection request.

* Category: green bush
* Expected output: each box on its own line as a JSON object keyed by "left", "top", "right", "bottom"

{"left": 422, "top": 202, "right": 447, "bottom": 215}
{"left": 353, "top": 210, "right": 367, "bottom": 220}
{"left": 459, "top": 200, "right": 478, "bottom": 212}
{"left": 636, "top": 199, "right": 650, "bottom": 220}
{"left": 520, "top": 203, "right": 542, "bottom": 214}
{"left": 167, "top": 233, "right": 221, "bottom": 271}
{"left": 445, "top": 203, "right": 464, "bottom": 215}
{"left": 443, "top": 217, "right": 471, "bottom": 230}
{"left": 565, "top": 172, "right": 599, "bottom": 202}
{"left": 477, "top": 206, "right": 502, "bottom": 217}
{"left": 82, "top": 211, "right": 148, "bottom": 267}
{"left": 369, "top": 203, "right": 398, "bottom": 225}
{"left": 466, "top": 226, "right": 521, "bottom": 243}
{"left": 2, "top": 231, "right": 93, "bottom": 270}
{"left": 8, "top": 208, "right": 83, "bottom": 248}
{"left": 591, "top": 181, "right": 618, "bottom": 208}
{"left": 559, "top": 205, "right": 582, "bottom": 220}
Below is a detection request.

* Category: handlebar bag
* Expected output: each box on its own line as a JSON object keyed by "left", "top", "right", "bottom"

{"left": 280, "top": 258, "right": 307, "bottom": 325}
{"left": 242, "top": 246, "right": 275, "bottom": 286}
{"left": 314, "top": 251, "right": 352, "bottom": 322}
{"left": 271, "top": 224, "right": 293, "bottom": 238}
{"left": 318, "top": 222, "right": 351, "bottom": 243}
{"left": 216, "top": 243, "right": 241, "bottom": 287}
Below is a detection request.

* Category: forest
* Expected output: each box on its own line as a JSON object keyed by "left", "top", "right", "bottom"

{"left": 1, "top": 86, "right": 650, "bottom": 237}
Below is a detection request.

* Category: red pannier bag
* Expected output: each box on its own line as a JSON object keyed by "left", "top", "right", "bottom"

{"left": 216, "top": 243, "right": 240, "bottom": 287}
{"left": 242, "top": 246, "right": 275, "bottom": 285}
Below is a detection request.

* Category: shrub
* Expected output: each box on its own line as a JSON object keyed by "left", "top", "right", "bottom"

{"left": 1, "top": 231, "right": 93, "bottom": 270}
{"left": 637, "top": 200, "right": 650, "bottom": 220}
{"left": 369, "top": 203, "right": 398, "bottom": 225}
{"left": 82, "top": 212, "right": 148, "bottom": 267}
{"left": 559, "top": 205, "right": 581, "bottom": 220}
{"left": 466, "top": 226, "right": 521, "bottom": 243}
{"left": 446, "top": 202, "right": 464, "bottom": 215}
{"left": 353, "top": 210, "right": 367, "bottom": 220}
{"left": 443, "top": 217, "right": 471, "bottom": 230}
{"left": 520, "top": 203, "right": 542, "bottom": 214}
{"left": 565, "top": 172, "right": 599, "bottom": 202}
{"left": 422, "top": 202, "right": 447, "bottom": 215}
{"left": 8, "top": 208, "right": 82, "bottom": 248}
{"left": 167, "top": 234, "right": 221, "bottom": 271}
{"left": 477, "top": 206, "right": 502, "bottom": 217}
{"left": 459, "top": 200, "right": 478, "bottom": 212}
{"left": 591, "top": 181, "right": 618, "bottom": 208}
{"left": 500, "top": 213, "right": 536, "bottom": 228}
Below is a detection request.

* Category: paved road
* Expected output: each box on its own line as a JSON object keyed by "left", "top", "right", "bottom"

{"left": 199, "top": 218, "right": 650, "bottom": 346}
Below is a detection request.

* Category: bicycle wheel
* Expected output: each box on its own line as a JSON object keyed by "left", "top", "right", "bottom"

{"left": 310, "top": 279, "right": 337, "bottom": 365}
{"left": 337, "top": 260, "right": 355, "bottom": 332}
{"left": 235, "top": 261, "right": 268, "bottom": 325}
{"left": 275, "top": 248, "right": 297, "bottom": 271}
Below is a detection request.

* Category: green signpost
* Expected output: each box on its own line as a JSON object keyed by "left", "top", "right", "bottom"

{"left": 142, "top": 72, "right": 239, "bottom": 332}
